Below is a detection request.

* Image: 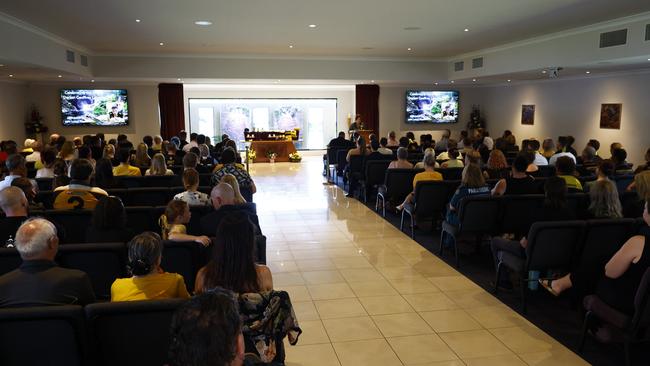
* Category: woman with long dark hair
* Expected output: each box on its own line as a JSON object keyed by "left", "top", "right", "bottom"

{"left": 86, "top": 196, "right": 135, "bottom": 243}
{"left": 194, "top": 212, "right": 272, "bottom": 294}
{"left": 94, "top": 158, "right": 120, "bottom": 189}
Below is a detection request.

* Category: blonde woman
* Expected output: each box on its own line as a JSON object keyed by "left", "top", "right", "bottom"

{"left": 145, "top": 153, "right": 173, "bottom": 176}
{"left": 58, "top": 141, "right": 76, "bottom": 161}
{"left": 588, "top": 179, "right": 622, "bottom": 219}
{"left": 103, "top": 144, "right": 115, "bottom": 160}
{"left": 220, "top": 173, "right": 247, "bottom": 204}
{"left": 134, "top": 143, "right": 151, "bottom": 168}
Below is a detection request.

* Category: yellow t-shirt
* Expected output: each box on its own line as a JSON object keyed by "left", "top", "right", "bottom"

{"left": 113, "top": 164, "right": 142, "bottom": 176}
{"left": 413, "top": 171, "right": 443, "bottom": 189}
{"left": 111, "top": 272, "right": 190, "bottom": 302}
{"left": 559, "top": 175, "right": 583, "bottom": 191}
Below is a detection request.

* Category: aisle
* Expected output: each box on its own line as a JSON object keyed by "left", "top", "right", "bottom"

{"left": 249, "top": 156, "right": 588, "bottom": 366}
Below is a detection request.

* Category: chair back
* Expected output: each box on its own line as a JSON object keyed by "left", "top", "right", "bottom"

{"left": 326, "top": 147, "right": 339, "bottom": 166}
{"left": 621, "top": 191, "right": 644, "bottom": 218}
{"left": 382, "top": 168, "right": 420, "bottom": 204}
{"left": 537, "top": 165, "right": 556, "bottom": 177}
{"left": 500, "top": 194, "right": 545, "bottom": 237}
{"left": 412, "top": 181, "right": 452, "bottom": 220}
{"left": 580, "top": 219, "right": 635, "bottom": 261}
{"left": 125, "top": 187, "right": 173, "bottom": 206}
{"left": 439, "top": 167, "right": 464, "bottom": 180}
{"left": 613, "top": 175, "right": 635, "bottom": 195}
{"left": 0, "top": 305, "right": 87, "bottom": 366}
{"left": 36, "top": 177, "right": 53, "bottom": 191}
{"left": 141, "top": 175, "right": 182, "bottom": 187}
{"left": 0, "top": 247, "right": 21, "bottom": 276}
{"left": 161, "top": 240, "right": 205, "bottom": 291}
{"left": 631, "top": 268, "right": 650, "bottom": 333}
{"left": 240, "top": 186, "right": 254, "bottom": 203}
{"left": 458, "top": 195, "right": 501, "bottom": 235}
{"left": 348, "top": 155, "right": 364, "bottom": 175}
{"left": 114, "top": 176, "right": 142, "bottom": 188}
{"left": 335, "top": 149, "right": 350, "bottom": 174}
{"left": 57, "top": 243, "right": 128, "bottom": 300}
{"left": 363, "top": 160, "right": 391, "bottom": 190}
{"left": 44, "top": 209, "right": 93, "bottom": 244}
{"left": 85, "top": 298, "right": 187, "bottom": 366}
{"left": 525, "top": 221, "right": 585, "bottom": 271}
{"left": 125, "top": 206, "right": 165, "bottom": 232}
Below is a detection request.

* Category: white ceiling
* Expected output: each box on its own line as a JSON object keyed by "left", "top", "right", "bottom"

{"left": 2, "top": 0, "right": 650, "bottom": 58}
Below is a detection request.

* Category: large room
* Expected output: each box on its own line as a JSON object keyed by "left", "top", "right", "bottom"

{"left": 1, "top": 1, "right": 650, "bottom": 365}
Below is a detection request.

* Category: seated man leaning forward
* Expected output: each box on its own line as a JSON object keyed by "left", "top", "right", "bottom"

{"left": 199, "top": 182, "right": 259, "bottom": 237}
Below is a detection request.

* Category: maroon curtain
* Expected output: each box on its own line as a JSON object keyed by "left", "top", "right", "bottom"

{"left": 355, "top": 84, "right": 380, "bottom": 133}
{"left": 158, "top": 83, "right": 185, "bottom": 140}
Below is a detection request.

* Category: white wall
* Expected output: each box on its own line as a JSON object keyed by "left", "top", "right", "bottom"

{"left": 25, "top": 83, "right": 160, "bottom": 143}
{"left": 0, "top": 81, "right": 27, "bottom": 144}
{"left": 183, "top": 86, "right": 355, "bottom": 140}
{"left": 477, "top": 72, "right": 650, "bottom": 166}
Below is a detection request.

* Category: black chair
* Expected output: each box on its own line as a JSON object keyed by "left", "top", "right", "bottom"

{"left": 325, "top": 147, "right": 340, "bottom": 181}
{"left": 141, "top": 175, "right": 182, "bottom": 187}
{"left": 114, "top": 176, "right": 142, "bottom": 188}
{"left": 376, "top": 168, "right": 421, "bottom": 217}
{"left": 36, "top": 177, "right": 53, "bottom": 191}
{"left": 499, "top": 194, "right": 545, "bottom": 238}
{"left": 440, "top": 195, "right": 501, "bottom": 267}
{"left": 241, "top": 186, "right": 253, "bottom": 203}
{"left": 198, "top": 174, "right": 212, "bottom": 186}
{"left": 34, "top": 190, "right": 54, "bottom": 209}
{"left": 439, "top": 167, "right": 464, "bottom": 180}
{"left": 345, "top": 155, "right": 364, "bottom": 194}
{"left": 0, "top": 247, "right": 22, "bottom": 276}
{"left": 400, "top": 181, "right": 451, "bottom": 239}
{"left": 495, "top": 220, "right": 585, "bottom": 313}
{"left": 0, "top": 305, "right": 88, "bottom": 366}
{"left": 621, "top": 191, "right": 644, "bottom": 219}
{"left": 579, "top": 268, "right": 650, "bottom": 366}
{"left": 125, "top": 187, "right": 173, "bottom": 206}
{"left": 537, "top": 165, "right": 556, "bottom": 177}
{"left": 57, "top": 243, "right": 128, "bottom": 300}
{"left": 43, "top": 210, "right": 93, "bottom": 244}
{"left": 613, "top": 175, "right": 635, "bottom": 194}
{"left": 85, "top": 298, "right": 187, "bottom": 366}
{"left": 335, "top": 149, "right": 351, "bottom": 179}
{"left": 360, "top": 160, "right": 391, "bottom": 202}
{"left": 126, "top": 206, "right": 165, "bottom": 232}
{"left": 161, "top": 240, "right": 205, "bottom": 291}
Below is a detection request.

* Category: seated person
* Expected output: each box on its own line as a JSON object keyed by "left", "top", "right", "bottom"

{"left": 464, "top": 150, "right": 482, "bottom": 167}
{"left": 168, "top": 288, "right": 246, "bottom": 366}
{"left": 541, "top": 138, "right": 556, "bottom": 159}
{"left": 579, "top": 146, "right": 599, "bottom": 168}
{"left": 396, "top": 154, "right": 442, "bottom": 211}
{"left": 86, "top": 196, "right": 135, "bottom": 243}
{"left": 35, "top": 147, "right": 57, "bottom": 178}
{"left": 388, "top": 147, "right": 413, "bottom": 169}
{"left": 94, "top": 158, "right": 121, "bottom": 189}
{"left": 195, "top": 212, "right": 273, "bottom": 294}
{"left": 0, "top": 218, "right": 95, "bottom": 307}
{"left": 152, "top": 135, "right": 163, "bottom": 153}
{"left": 0, "top": 187, "right": 29, "bottom": 246}
{"left": 198, "top": 183, "right": 259, "bottom": 237}
{"left": 174, "top": 168, "right": 211, "bottom": 206}
{"left": 527, "top": 139, "right": 548, "bottom": 166}
{"left": 52, "top": 158, "right": 71, "bottom": 190}
{"left": 483, "top": 149, "right": 509, "bottom": 180}
{"left": 541, "top": 200, "right": 649, "bottom": 313}
{"left": 444, "top": 164, "right": 490, "bottom": 226}
{"left": 555, "top": 156, "right": 583, "bottom": 192}
{"left": 221, "top": 174, "right": 247, "bottom": 205}
{"left": 145, "top": 153, "right": 174, "bottom": 176}
{"left": 386, "top": 131, "right": 399, "bottom": 147}
{"left": 133, "top": 143, "right": 152, "bottom": 169}
{"left": 491, "top": 155, "right": 538, "bottom": 196}
{"left": 611, "top": 148, "right": 633, "bottom": 175}
{"left": 159, "top": 200, "right": 210, "bottom": 246}
{"left": 364, "top": 140, "right": 388, "bottom": 163}
{"left": 378, "top": 138, "right": 394, "bottom": 155}
{"left": 414, "top": 148, "right": 439, "bottom": 169}
{"left": 633, "top": 147, "right": 650, "bottom": 174}
{"left": 587, "top": 179, "right": 622, "bottom": 219}
{"left": 53, "top": 159, "right": 108, "bottom": 210}
{"left": 111, "top": 232, "right": 191, "bottom": 302}
{"left": 184, "top": 151, "right": 210, "bottom": 174}
{"left": 0, "top": 154, "right": 28, "bottom": 191}
{"left": 436, "top": 139, "right": 458, "bottom": 161}
{"left": 211, "top": 148, "right": 255, "bottom": 193}
{"left": 440, "top": 148, "right": 464, "bottom": 168}
{"left": 112, "top": 148, "right": 142, "bottom": 176}
{"left": 166, "top": 143, "right": 184, "bottom": 167}
{"left": 548, "top": 136, "right": 577, "bottom": 165}
{"left": 585, "top": 159, "right": 615, "bottom": 192}
{"left": 345, "top": 137, "right": 370, "bottom": 162}
{"left": 11, "top": 177, "right": 42, "bottom": 210}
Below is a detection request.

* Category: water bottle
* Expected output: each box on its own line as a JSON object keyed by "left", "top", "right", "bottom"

{"left": 528, "top": 270, "right": 540, "bottom": 291}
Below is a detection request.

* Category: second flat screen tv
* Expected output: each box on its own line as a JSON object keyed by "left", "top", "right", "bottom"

{"left": 61, "top": 89, "right": 129, "bottom": 126}
{"left": 405, "top": 90, "right": 459, "bottom": 124}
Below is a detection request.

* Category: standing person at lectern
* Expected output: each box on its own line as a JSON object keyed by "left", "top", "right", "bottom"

{"left": 349, "top": 114, "right": 363, "bottom": 132}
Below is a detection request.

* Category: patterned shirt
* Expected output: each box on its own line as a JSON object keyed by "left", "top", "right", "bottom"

{"left": 210, "top": 164, "right": 253, "bottom": 188}
{"left": 174, "top": 190, "right": 211, "bottom": 206}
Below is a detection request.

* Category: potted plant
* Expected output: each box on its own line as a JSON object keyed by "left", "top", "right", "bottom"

{"left": 266, "top": 150, "right": 277, "bottom": 163}
{"left": 248, "top": 149, "right": 257, "bottom": 163}
{"left": 289, "top": 152, "right": 302, "bottom": 163}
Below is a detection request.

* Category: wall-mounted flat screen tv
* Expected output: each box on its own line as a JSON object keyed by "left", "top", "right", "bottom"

{"left": 61, "top": 89, "right": 129, "bottom": 126}
{"left": 405, "top": 90, "right": 459, "bottom": 124}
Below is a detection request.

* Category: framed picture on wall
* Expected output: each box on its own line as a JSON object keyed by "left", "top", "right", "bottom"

{"left": 521, "top": 104, "right": 535, "bottom": 125}
{"left": 600, "top": 103, "right": 622, "bottom": 129}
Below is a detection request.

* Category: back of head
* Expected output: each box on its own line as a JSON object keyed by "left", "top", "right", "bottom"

{"left": 182, "top": 168, "right": 199, "bottom": 190}
{"left": 423, "top": 153, "right": 437, "bottom": 168}
{"left": 612, "top": 148, "right": 627, "bottom": 164}
{"left": 406, "top": 132, "right": 415, "bottom": 140}
{"left": 396, "top": 147, "right": 408, "bottom": 160}
{"left": 127, "top": 232, "right": 162, "bottom": 276}
{"left": 513, "top": 155, "right": 529, "bottom": 173}
{"left": 448, "top": 148, "right": 459, "bottom": 159}
{"left": 3, "top": 141, "right": 18, "bottom": 155}
{"left": 544, "top": 176, "right": 567, "bottom": 209}
{"left": 210, "top": 182, "right": 235, "bottom": 207}
{"left": 597, "top": 159, "right": 615, "bottom": 177}
{"left": 528, "top": 139, "right": 541, "bottom": 151}
{"left": 582, "top": 146, "right": 596, "bottom": 161}
{"left": 70, "top": 159, "right": 94, "bottom": 181}
{"left": 465, "top": 150, "right": 481, "bottom": 165}
{"left": 338, "top": 131, "right": 346, "bottom": 139}
{"left": 190, "top": 133, "right": 198, "bottom": 141}
{"left": 221, "top": 174, "right": 246, "bottom": 204}
{"left": 380, "top": 137, "right": 388, "bottom": 147}
{"left": 447, "top": 139, "right": 458, "bottom": 150}
{"left": 183, "top": 152, "right": 199, "bottom": 168}
{"left": 197, "top": 134, "right": 206, "bottom": 145}
{"left": 169, "top": 288, "right": 241, "bottom": 366}
{"left": 370, "top": 140, "right": 380, "bottom": 151}
{"left": 220, "top": 148, "right": 236, "bottom": 164}
{"left": 488, "top": 149, "right": 507, "bottom": 169}
{"left": 634, "top": 171, "right": 650, "bottom": 201}
{"left": 398, "top": 137, "right": 409, "bottom": 148}
{"left": 150, "top": 153, "right": 167, "bottom": 175}
{"left": 77, "top": 146, "right": 92, "bottom": 160}
{"left": 6, "top": 154, "right": 26, "bottom": 173}
{"left": 389, "top": 131, "right": 396, "bottom": 139}
{"left": 555, "top": 156, "right": 575, "bottom": 175}
{"left": 589, "top": 179, "right": 622, "bottom": 218}
{"left": 462, "top": 164, "right": 485, "bottom": 188}
{"left": 117, "top": 148, "right": 131, "bottom": 164}
{"left": 41, "top": 147, "right": 57, "bottom": 166}
{"left": 11, "top": 177, "right": 35, "bottom": 201}
{"left": 0, "top": 186, "right": 27, "bottom": 213}
{"left": 15, "top": 218, "right": 57, "bottom": 259}
{"left": 94, "top": 158, "right": 114, "bottom": 187}
{"left": 542, "top": 138, "right": 555, "bottom": 151}
{"left": 142, "top": 135, "right": 153, "bottom": 147}
{"left": 587, "top": 139, "right": 600, "bottom": 151}
{"left": 179, "top": 131, "right": 187, "bottom": 140}
{"left": 165, "top": 200, "right": 188, "bottom": 225}
{"left": 92, "top": 196, "right": 126, "bottom": 230}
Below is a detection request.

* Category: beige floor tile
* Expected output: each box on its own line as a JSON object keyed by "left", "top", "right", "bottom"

{"left": 365, "top": 254, "right": 409, "bottom": 267}
{"left": 293, "top": 301, "right": 320, "bottom": 321}
{"left": 467, "top": 305, "right": 532, "bottom": 329}
{"left": 403, "top": 292, "right": 458, "bottom": 311}
{"left": 291, "top": 249, "right": 329, "bottom": 260}
{"left": 407, "top": 362, "right": 465, "bottom": 366}
{"left": 333, "top": 339, "right": 402, "bottom": 366}
{"left": 387, "top": 334, "right": 459, "bottom": 364}
{"left": 358, "top": 295, "right": 415, "bottom": 315}
{"left": 463, "top": 354, "right": 527, "bottom": 366}
{"left": 301, "top": 270, "right": 345, "bottom": 285}
{"left": 268, "top": 260, "right": 300, "bottom": 273}
{"left": 518, "top": 349, "right": 590, "bottom": 366}
{"left": 389, "top": 277, "right": 441, "bottom": 294}
{"left": 315, "top": 298, "right": 368, "bottom": 319}
{"left": 274, "top": 272, "right": 306, "bottom": 286}
{"left": 348, "top": 280, "right": 399, "bottom": 297}
{"left": 322, "top": 316, "right": 383, "bottom": 342}
{"left": 420, "top": 309, "right": 483, "bottom": 333}
{"left": 489, "top": 326, "right": 556, "bottom": 354}
{"left": 268, "top": 250, "right": 295, "bottom": 261}
{"left": 339, "top": 268, "right": 385, "bottom": 282}
{"left": 446, "top": 289, "right": 502, "bottom": 309}
{"left": 330, "top": 256, "right": 373, "bottom": 269}
{"left": 376, "top": 266, "right": 422, "bottom": 279}
{"left": 280, "top": 285, "right": 312, "bottom": 302}
{"left": 296, "top": 259, "right": 337, "bottom": 271}
{"left": 428, "top": 276, "right": 481, "bottom": 292}
{"left": 307, "top": 283, "right": 356, "bottom": 300}
{"left": 284, "top": 343, "right": 341, "bottom": 366}
{"left": 439, "top": 330, "right": 513, "bottom": 359}
{"left": 294, "top": 320, "right": 331, "bottom": 345}
{"left": 372, "top": 312, "right": 434, "bottom": 337}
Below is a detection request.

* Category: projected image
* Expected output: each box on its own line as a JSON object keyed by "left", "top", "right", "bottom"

{"left": 406, "top": 90, "right": 459, "bottom": 123}
{"left": 61, "top": 89, "right": 128, "bottom": 126}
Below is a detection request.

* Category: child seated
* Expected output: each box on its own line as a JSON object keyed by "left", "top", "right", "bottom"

{"left": 159, "top": 200, "right": 211, "bottom": 246}
{"left": 173, "top": 168, "right": 211, "bottom": 206}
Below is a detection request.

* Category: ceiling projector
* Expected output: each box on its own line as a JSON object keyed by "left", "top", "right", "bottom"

{"left": 547, "top": 67, "right": 563, "bottom": 78}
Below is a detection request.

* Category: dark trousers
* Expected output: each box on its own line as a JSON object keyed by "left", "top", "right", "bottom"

{"left": 490, "top": 237, "right": 526, "bottom": 282}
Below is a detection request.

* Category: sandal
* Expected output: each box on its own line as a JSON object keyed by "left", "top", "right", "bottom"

{"left": 539, "top": 279, "right": 560, "bottom": 297}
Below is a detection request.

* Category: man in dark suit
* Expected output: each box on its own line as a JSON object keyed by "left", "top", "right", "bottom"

{"left": 198, "top": 183, "right": 260, "bottom": 237}
{"left": 0, "top": 218, "right": 96, "bottom": 307}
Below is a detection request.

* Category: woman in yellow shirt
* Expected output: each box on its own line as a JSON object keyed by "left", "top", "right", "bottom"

{"left": 111, "top": 232, "right": 191, "bottom": 301}
{"left": 112, "top": 148, "right": 142, "bottom": 176}
{"left": 397, "top": 153, "right": 443, "bottom": 210}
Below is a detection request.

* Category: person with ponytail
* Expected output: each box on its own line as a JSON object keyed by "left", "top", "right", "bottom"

{"left": 159, "top": 200, "right": 210, "bottom": 246}
{"left": 110, "top": 232, "right": 190, "bottom": 301}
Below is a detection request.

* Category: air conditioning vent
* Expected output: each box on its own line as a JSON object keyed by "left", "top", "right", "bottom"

{"left": 454, "top": 61, "right": 464, "bottom": 72}
{"left": 472, "top": 57, "right": 483, "bottom": 69}
{"left": 66, "top": 50, "right": 75, "bottom": 63}
{"left": 599, "top": 29, "right": 627, "bottom": 48}
{"left": 645, "top": 24, "right": 650, "bottom": 41}
{"left": 80, "top": 55, "right": 88, "bottom": 67}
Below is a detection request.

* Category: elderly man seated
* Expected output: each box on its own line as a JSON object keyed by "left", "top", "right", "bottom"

{"left": 197, "top": 183, "right": 259, "bottom": 237}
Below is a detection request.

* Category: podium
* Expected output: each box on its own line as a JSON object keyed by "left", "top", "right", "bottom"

{"left": 350, "top": 129, "right": 374, "bottom": 143}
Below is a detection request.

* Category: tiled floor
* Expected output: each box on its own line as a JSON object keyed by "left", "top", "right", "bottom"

{"left": 249, "top": 155, "right": 588, "bottom": 366}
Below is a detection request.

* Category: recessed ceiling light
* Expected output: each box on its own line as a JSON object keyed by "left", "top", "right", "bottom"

{"left": 135, "top": 19, "right": 141, "bottom": 23}
{"left": 450, "top": 80, "right": 455, "bottom": 83}
{"left": 289, "top": 45, "right": 294, "bottom": 49}
{"left": 9, "top": 74, "right": 13, "bottom": 78}
{"left": 371, "top": 80, "right": 375, "bottom": 83}
{"left": 0, "top": 64, "right": 4, "bottom": 67}
{"left": 91, "top": 79, "right": 95, "bottom": 83}
{"left": 177, "top": 78, "right": 182, "bottom": 81}
{"left": 194, "top": 20, "right": 212, "bottom": 26}
{"left": 57, "top": 75, "right": 62, "bottom": 78}
{"left": 647, "top": 58, "right": 650, "bottom": 61}
{"left": 464, "top": 28, "right": 469, "bottom": 32}
{"left": 361, "top": 47, "right": 374, "bottom": 50}
{"left": 542, "top": 70, "right": 547, "bottom": 74}
{"left": 277, "top": 79, "right": 281, "bottom": 82}
{"left": 403, "top": 26, "right": 421, "bottom": 31}
{"left": 308, "top": 24, "right": 317, "bottom": 28}
{"left": 159, "top": 42, "right": 164, "bottom": 46}
{"left": 434, "top": 82, "right": 438, "bottom": 85}
{"left": 507, "top": 79, "right": 511, "bottom": 82}
{"left": 472, "top": 78, "right": 476, "bottom": 82}
{"left": 407, "top": 47, "right": 412, "bottom": 51}
{"left": 585, "top": 71, "right": 591, "bottom": 74}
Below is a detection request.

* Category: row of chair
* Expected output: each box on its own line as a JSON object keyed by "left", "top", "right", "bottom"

{"left": 34, "top": 173, "right": 215, "bottom": 191}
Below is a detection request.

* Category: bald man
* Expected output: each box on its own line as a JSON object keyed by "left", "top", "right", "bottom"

{"left": 197, "top": 183, "right": 260, "bottom": 237}
{"left": 0, "top": 187, "right": 29, "bottom": 246}
{"left": 0, "top": 218, "right": 95, "bottom": 307}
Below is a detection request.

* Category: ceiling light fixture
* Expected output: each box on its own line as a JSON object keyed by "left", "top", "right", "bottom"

{"left": 585, "top": 71, "right": 591, "bottom": 74}
{"left": 464, "top": 28, "right": 469, "bottom": 32}
{"left": 403, "top": 26, "right": 421, "bottom": 31}
{"left": 194, "top": 20, "right": 212, "bottom": 26}
{"left": 159, "top": 42, "right": 164, "bottom": 46}
{"left": 407, "top": 47, "right": 412, "bottom": 51}
{"left": 57, "top": 75, "right": 62, "bottom": 78}
{"left": 542, "top": 70, "right": 547, "bottom": 74}
{"left": 647, "top": 58, "right": 650, "bottom": 61}
{"left": 371, "top": 80, "right": 375, "bottom": 83}
{"left": 135, "top": 19, "right": 141, "bottom": 23}
{"left": 450, "top": 80, "right": 454, "bottom": 83}
{"left": 0, "top": 64, "right": 4, "bottom": 67}
{"left": 289, "top": 45, "right": 294, "bottom": 48}
{"left": 277, "top": 79, "right": 281, "bottom": 82}
{"left": 9, "top": 74, "right": 13, "bottom": 78}
{"left": 177, "top": 78, "right": 182, "bottom": 81}
{"left": 91, "top": 79, "right": 95, "bottom": 83}
{"left": 472, "top": 78, "right": 476, "bottom": 82}
{"left": 434, "top": 82, "right": 438, "bottom": 85}
{"left": 308, "top": 24, "right": 317, "bottom": 28}
{"left": 507, "top": 79, "right": 511, "bottom": 82}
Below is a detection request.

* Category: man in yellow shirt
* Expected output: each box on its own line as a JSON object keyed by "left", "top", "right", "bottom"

{"left": 397, "top": 154, "right": 443, "bottom": 210}
{"left": 112, "top": 148, "right": 142, "bottom": 176}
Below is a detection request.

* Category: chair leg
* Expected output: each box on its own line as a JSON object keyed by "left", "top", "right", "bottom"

{"left": 578, "top": 311, "right": 592, "bottom": 352}
{"left": 400, "top": 210, "right": 405, "bottom": 232}
{"left": 624, "top": 340, "right": 631, "bottom": 366}
{"left": 494, "top": 262, "right": 502, "bottom": 294}
{"left": 410, "top": 214, "right": 415, "bottom": 239}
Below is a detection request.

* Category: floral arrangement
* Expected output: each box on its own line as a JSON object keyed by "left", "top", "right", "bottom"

{"left": 289, "top": 152, "right": 302, "bottom": 162}
{"left": 248, "top": 149, "right": 257, "bottom": 162}
{"left": 25, "top": 105, "right": 49, "bottom": 136}
{"left": 266, "top": 150, "right": 278, "bottom": 160}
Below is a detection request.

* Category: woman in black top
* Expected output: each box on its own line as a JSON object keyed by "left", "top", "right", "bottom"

{"left": 94, "top": 158, "right": 122, "bottom": 189}
{"left": 86, "top": 196, "right": 135, "bottom": 243}
{"left": 491, "top": 155, "right": 538, "bottom": 196}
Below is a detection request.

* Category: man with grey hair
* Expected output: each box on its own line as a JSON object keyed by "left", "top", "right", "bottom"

{"left": 0, "top": 154, "right": 28, "bottom": 191}
{"left": 0, "top": 218, "right": 95, "bottom": 307}
{"left": 0, "top": 187, "right": 29, "bottom": 246}
{"left": 197, "top": 183, "right": 260, "bottom": 236}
